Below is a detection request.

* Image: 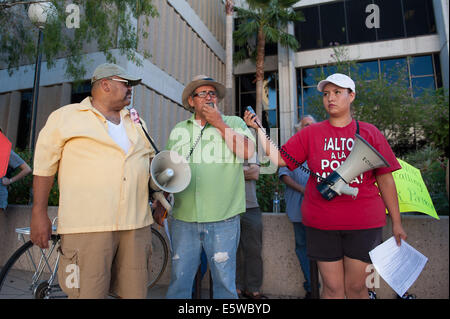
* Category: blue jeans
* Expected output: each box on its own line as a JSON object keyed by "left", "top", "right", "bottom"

{"left": 293, "top": 222, "right": 311, "bottom": 292}
{"left": 166, "top": 215, "right": 240, "bottom": 299}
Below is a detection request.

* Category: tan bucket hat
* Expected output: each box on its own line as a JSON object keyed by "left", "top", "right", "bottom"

{"left": 91, "top": 63, "right": 142, "bottom": 86}
{"left": 181, "top": 75, "right": 226, "bottom": 111}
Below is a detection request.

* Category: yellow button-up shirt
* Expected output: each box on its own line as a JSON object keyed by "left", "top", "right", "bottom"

{"left": 34, "top": 97, "right": 155, "bottom": 234}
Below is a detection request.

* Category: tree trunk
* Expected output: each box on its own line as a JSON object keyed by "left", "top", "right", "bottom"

{"left": 225, "top": 0, "right": 234, "bottom": 115}
{"left": 255, "top": 26, "right": 265, "bottom": 122}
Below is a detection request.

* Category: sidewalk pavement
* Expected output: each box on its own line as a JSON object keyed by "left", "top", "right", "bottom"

{"left": 147, "top": 284, "right": 297, "bottom": 299}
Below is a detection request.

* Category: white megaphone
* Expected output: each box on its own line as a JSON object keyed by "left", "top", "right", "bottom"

{"left": 150, "top": 150, "right": 191, "bottom": 211}
{"left": 316, "top": 134, "right": 390, "bottom": 201}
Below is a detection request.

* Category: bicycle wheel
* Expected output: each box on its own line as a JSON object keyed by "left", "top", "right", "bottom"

{"left": 0, "top": 235, "right": 66, "bottom": 299}
{"left": 148, "top": 227, "right": 169, "bottom": 288}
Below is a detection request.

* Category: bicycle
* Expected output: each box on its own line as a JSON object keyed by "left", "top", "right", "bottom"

{"left": 0, "top": 220, "right": 169, "bottom": 299}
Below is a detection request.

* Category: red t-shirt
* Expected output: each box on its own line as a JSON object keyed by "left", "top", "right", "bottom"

{"left": 280, "top": 119, "right": 401, "bottom": 230}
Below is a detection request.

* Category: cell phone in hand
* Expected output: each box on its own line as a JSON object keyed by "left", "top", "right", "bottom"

{"left": 246, "top": 106, "right": 256, "bottom": 114}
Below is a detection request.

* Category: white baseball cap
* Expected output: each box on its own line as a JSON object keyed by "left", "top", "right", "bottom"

{"left": 317, "top": 73, "right": 356, "bottom": 93}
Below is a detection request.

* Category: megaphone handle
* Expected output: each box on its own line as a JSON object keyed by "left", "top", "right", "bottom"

{"left": 152, "top": 191, "right": 172, "bottom": 212}
{"left": 339, "top": 183, "right": 359, "bottom": 198}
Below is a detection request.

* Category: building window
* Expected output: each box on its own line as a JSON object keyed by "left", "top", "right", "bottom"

{"left": 294, "top": 0, "right": 436, "bottom": 51}
{"left": 294, "top": 6, "right": 321, "bottom": 50}
{"left": 346, "top": 0, "right": 377, "bottom": 44}
{"left": 296, "top": 54, "right": 442, "bottom": 121}
{"left": 403, "top": 0, "right": 436, "bottom": 37}
{"left": 16, "top": 90, "right": 33, "bottom": 151}
{"left": 374, "top": 0, "right": 405, "bottom": 41}
{"left": 71, "top": 81, "right": 91, "bottom": 103}
{"left": 320, "top": 1, "right": 347, "bottom": 47}
{"left": 351, "top": 60, "right": 379, "bottom": 80}
{"left": 235, "top": 72, "right": 279, "bottom": 132}
{"left": 410, "top": 55, "right": 437, "bottom": 96}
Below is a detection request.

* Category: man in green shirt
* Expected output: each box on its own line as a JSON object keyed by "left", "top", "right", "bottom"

{"left": 164, "top": 75, "right": 255, "bottom": 299}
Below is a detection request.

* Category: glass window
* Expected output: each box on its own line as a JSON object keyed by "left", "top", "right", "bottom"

{"left": 373, "top": 0, "right": 405, "bottom": 40}
{"left": 412, "top": 76, "right": 435, "bottom": 96}
{"left": 320, "top": 1, "right": 347, "bottom": 47}
{"left": 403, "top": 0, "right": 436, "bottom": 37}
{"left": 302, "top": 87, "right": 321, "bottom": 117}
{"left": 294, "top": 6, "right": 321, "bottom": 51}
{"left": 380, "top": 57, "right": 408, "bottom": 83}
{"left": 433, "top": 53, "right": 442, "bottom": 88}
{"left": 16, "top": 90, "right": 33, "bottom": 151}
{"left": 352, "top": 60, "right": 379, "bottom": 80}
{"left": 346, "top": 0, "right": 377, "bottom": 44}
{"left": 239, "top": 74, "right": 256, "bottom": 93}
{"left": 295, "top": 0, "right": 437, "bottom": 50}
{"left": 262, "top": 110, "right": 277, "bottom": 128}
{"left": 71, "top": 81, "right": 91, "bottom": 104}
{"left": 265, "top": 42, "right": 278, "bottom": 56}
{"left": 322, "top": 65, "right": 338, "bottom": 77}
{"left": 297, "top": 54, "right": 442, "bottom": 123}
{"left": 410, "top": 55, "right": 434, "bottom": 76}
{"left": 301, "top": 67, "right": 320, "bottom": 87}
{"left": 235, "top": 72, "right": 279, "bottom": 129}
{"left": 262, "top": 73, "right": 278, "bottom": 128}
{"left": 239, "top": 93, "right": 256, "bottom": 117}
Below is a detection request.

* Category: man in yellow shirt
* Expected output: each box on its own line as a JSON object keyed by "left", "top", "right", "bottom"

{"left": 30, "top": 63, "right": 156, "bottom": 298}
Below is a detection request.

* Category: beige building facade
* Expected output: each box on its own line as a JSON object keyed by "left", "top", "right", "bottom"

{"left": 0, "top": 0, "right": 227, "bottom": 151}
{"left": 1, "top": 0, "right": 449, "bottom": 150}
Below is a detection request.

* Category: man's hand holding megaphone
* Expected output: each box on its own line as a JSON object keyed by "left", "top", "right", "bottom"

{"left": 151, "top": 192, "right": 170, "bottom": 226}
{"left": 130, "top": 107, "right": 192, "bottom": 226}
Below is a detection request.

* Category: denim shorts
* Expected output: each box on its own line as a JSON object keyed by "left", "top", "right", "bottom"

{"left": 305, "top": 226, "right": 383, "bottom": 264}
{"left": 0, "top": 184, "right": 8, "bottom": 209}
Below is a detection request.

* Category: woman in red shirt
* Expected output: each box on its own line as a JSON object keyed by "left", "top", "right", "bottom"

{"left": 244, "top": 73, "right": 407, "bottom": 299}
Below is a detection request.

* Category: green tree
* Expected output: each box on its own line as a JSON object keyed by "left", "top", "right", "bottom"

{"left": 305, "top": 46, "right": 448, "bottom": 157}
{"left": 233, "top": 0, "right": 303, "bottom": 120}
{"left": 417, "top": 88, "right": 449, "bottom": 157}
{"left": 0, "top": 0, "right": 158, "bottom": 82}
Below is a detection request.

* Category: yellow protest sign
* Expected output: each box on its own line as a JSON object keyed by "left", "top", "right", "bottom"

{"left": 392, "top": 159, "right": 439, "bottom": 220}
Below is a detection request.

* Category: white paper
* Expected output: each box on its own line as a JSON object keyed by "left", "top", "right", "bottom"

{"left": 369, "top": 236, "right": 428, "bottom": 297}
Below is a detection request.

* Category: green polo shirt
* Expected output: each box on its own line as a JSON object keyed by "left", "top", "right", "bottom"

{"left": 166, "top": 114, "right": 256, "bottom": 223}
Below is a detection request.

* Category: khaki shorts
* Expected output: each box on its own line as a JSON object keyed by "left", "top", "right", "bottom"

{"left": 57, "top": 226, "right": 152, "bottom": 299}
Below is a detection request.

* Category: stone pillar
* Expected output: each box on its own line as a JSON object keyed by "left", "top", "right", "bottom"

{"left": 277, "top": 23, "right": 297, "bottom": 145}
{"left": 433, "top": 0, "right": 449, "bottom": 89}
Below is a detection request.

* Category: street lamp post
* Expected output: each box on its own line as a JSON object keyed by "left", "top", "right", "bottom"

{"left": 27, "top": 2, "right": 55, "bottom": 152}
{"left": 27, "top": 2, "right": 55, "bottom": 204}
{"left": 29, "top": 27, "right": 44, "bottom": 152}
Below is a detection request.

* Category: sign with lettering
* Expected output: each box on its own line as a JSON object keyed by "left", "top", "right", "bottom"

{"left": 392, "top": 159, "right": 439, "bottom": 219}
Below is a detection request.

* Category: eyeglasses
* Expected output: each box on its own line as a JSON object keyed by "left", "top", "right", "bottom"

{"left": 108, "top": 78, "right": 132, "bottom": 87}
{"left": 192, "top": 90, "right": 217, "bottom": 98}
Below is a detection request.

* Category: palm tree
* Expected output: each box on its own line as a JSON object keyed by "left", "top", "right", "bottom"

{"left": 234, "top": 0, "right": 303, "bottom": 120}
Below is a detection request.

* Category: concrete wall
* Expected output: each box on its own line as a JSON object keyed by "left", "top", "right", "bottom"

{"left": 260, "top": 213, "right": 449, "bottom": 299}
{"left": 0, "top": 206, "right": 448, "bottom": 299}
